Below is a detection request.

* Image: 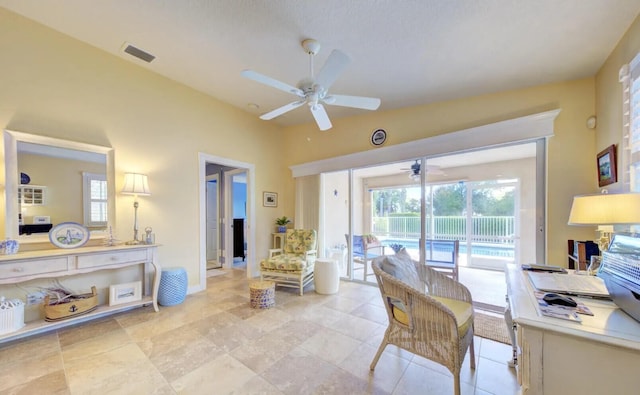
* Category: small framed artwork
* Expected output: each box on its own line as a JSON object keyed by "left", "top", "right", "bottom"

{"left": 109, "top": 281, "right": 142, "bottom": 306}
{"left": 263, "top": 191, "right": 277, "bottom": 207}
{"left": 597, "top": 144, "right": 617, "bottom": 187}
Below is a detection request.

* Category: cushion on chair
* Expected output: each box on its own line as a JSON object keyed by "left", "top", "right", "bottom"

{"left": 284, "top": 229, "right": 317, "bottom": 255}
{"left": 391, "top": 296, "right": 473, "bottom": 334}
{"left": 260, "top": 254, "right": 310, "bottom": 272}
{"left": 380, "top": 248, "right": 421, "bottom": 290}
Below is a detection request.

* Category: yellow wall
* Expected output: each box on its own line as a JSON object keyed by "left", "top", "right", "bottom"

{"left": 0, "top": 8, "right": 287, "bottom": 286}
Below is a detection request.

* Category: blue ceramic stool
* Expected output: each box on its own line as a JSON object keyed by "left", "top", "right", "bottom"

{"left": 158, "top": 267, "right": 187, "bottom": 306}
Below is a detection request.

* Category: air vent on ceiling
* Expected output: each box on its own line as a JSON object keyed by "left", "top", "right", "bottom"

{"left": 122, "top": 42, "right": 156, "bottom": 63}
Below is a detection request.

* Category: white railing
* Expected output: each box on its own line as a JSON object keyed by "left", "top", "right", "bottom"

{"left": 372, "top": 215, "right": 515, "bottom": 245}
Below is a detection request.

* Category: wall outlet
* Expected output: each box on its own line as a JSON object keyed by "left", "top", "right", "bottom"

{"left": 26, "top": 291, "right": 47, "bottom": 305}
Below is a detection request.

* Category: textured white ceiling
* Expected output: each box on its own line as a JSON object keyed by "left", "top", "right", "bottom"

{"left": 2, "top": 0, "right": 640, "bottom": 129}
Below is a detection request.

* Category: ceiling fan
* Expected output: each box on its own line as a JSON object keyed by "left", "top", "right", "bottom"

{"left": 241, "top": 39, "right": 381, "bottom": 131}
{"left": 401, "top": 160, "right": 444, "bottom": 180}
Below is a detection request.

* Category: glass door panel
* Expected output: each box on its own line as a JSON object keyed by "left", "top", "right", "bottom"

{"left": 468, "top": 181, "right": 517, "bottom": 270}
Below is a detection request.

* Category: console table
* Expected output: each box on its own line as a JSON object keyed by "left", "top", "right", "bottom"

{"left": 0, "top": 244, "right": 160, "bottom": 343}
{"left": 506, "top": 263, "right": 640, "bottom": 394}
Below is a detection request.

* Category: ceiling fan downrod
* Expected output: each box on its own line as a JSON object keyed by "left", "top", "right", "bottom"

{"left": 302, "top": 39, "right": 320, "bottom": 79}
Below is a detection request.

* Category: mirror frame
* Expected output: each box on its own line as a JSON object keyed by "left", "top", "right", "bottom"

{"left": 4, "top": 129, "right": 115, "bottom": 241}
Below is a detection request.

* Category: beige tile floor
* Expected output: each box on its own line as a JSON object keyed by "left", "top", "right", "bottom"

{"left": 0, "top": 269, "right": 519, "bottom": 394}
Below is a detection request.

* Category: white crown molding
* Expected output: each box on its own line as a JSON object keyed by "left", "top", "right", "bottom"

{"left": 290, "top": 109, "right": 561, "bottom": 178}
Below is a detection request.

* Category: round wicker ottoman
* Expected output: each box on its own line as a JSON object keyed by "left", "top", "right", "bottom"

{"left": 249, "top": 280, "right": 275, "bottom": 309}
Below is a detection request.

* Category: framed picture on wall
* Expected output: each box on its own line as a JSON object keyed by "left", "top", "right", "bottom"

{"left": 597, "top": 144, "right": 617, "bottom": 187}
{"left": 263, "top": 191, "right": 277, "bottom": 207}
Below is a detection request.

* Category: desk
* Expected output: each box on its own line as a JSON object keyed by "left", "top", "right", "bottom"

{"left": 506, "top": 263, "right": 640, "bottom": 394}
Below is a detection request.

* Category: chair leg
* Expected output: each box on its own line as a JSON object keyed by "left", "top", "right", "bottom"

{"left": 369, "top": 339, "right": 388, "bottom": 371}
{"left": 299, "top": 275, "right": 304, "bottom": 296}
{"left": 469, "top": 334, "right": 476, "bottom": 369}
{"left": 454, "top": 374, "right": 461, "bottom": 395}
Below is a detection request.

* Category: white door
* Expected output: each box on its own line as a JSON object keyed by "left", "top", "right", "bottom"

{"left": 206, "top": 176, "right": 219, "bottom": 265}
{"left": 224, "top": 169, "right": 247, "bottom": 267}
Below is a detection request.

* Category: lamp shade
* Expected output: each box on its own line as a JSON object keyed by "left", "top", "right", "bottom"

{"left": 568, "top": 193, "right": 640, "bottom": 225}
{"left": 121, "top": 173, "right": 151, "bottom": 196}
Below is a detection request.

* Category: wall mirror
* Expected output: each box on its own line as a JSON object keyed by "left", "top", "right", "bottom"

{"left": 3, "top": 129, "right": 115, "bottom": 242}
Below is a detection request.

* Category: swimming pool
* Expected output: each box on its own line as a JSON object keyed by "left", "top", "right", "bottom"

{"left": 379, "top": 238, "right": 515, "bottom": 258}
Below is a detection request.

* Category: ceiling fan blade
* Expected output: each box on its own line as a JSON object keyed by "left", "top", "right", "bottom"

{"left": 241, "top": 69, "right": 304, "bottom": 97}
{"left": 310, "top": 103, "right": 332, "bottom": 131}
{"left": 315, "top": 49, "right": 350, "bottom": 90}
{"left": 324, "top": 94, "right": 381, "bottom": 110}
{"left": 260, "top": 100, "right": 305, "bottom": 120}
{"left": 425, "top": 165, "right": 445, "bottom": 175}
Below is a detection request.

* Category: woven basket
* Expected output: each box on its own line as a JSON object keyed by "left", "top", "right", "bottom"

{"left": 249, "top": 281, "right": 275, "bottom": 309}
{"left": 44, "top": 286, "right": 98, "bottom": 322}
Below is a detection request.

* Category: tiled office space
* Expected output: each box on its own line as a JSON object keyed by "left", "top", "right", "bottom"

{"left": 0, "top": 269, "right": 518, "bottom": 394}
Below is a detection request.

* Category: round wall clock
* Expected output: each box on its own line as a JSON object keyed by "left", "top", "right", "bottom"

{"left": 370, "top": 129, "right": 387, "bottom": 146}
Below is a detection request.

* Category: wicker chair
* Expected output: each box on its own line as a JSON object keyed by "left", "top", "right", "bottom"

{"left": 370, "top": 253, "right": 475, "bottom": 395}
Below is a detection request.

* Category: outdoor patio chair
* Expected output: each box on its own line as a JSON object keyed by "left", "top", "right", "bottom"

{"left": 260, "top": 229, "right": 317, "bottom": 295}
{"left": 425, "top": 239, "right": 459, "bottom": 281}
{"left": 346, "top": 234, "right": 386, "bottom": 280}
{"left": 370, "top": 250, "right": 475, "bottom": 395}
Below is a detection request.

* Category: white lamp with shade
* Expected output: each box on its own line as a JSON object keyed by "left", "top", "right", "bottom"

{"left": 568, "top": 192, "right": 640, "bottom": 253}
{"left": 121, "top": 173, "right": 151, "bottom": 245}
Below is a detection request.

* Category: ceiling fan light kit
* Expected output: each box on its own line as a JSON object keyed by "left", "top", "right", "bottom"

{"left": 241, "top": 38, "right": 381, "bottom": 131}
{"left": 401, "top": 159, "right": 445, "bottom": 180}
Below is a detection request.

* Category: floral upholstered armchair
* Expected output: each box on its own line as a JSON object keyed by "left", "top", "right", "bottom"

{"left": 260, "top": 229, "right": 317, "bottom": 295}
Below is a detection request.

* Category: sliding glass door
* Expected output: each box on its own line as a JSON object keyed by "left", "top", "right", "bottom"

{"left": 466, "top": 180, "right": 517, "bottom": 270}
{"left": 319, "top": 141, "right": 541, "bottom": 309}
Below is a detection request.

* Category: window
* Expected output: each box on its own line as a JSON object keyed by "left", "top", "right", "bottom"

{"left": 83, "top": 172, "right": 108, "bottom": 227}
{"left": 619, "top": 52, "right": 640, "bottom": 191}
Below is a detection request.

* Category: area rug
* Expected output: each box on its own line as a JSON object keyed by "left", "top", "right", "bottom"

{"left": 474, "top": 311, "right": 511, "bottom": 344}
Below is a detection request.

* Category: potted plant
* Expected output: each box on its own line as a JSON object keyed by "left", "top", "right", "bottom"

{"left": 275, "top": 216, "right": 290, "bottom": 233}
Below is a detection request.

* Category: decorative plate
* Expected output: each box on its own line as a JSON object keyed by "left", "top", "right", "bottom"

{"left": 20, "top": 172, "right": 30, "bottom": 185}
{"left": 49, "top": 222, "right": 90, "bottom": 249}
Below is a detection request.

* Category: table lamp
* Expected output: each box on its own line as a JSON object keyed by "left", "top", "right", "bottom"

{"left": 567, "top": 192, "right": 640, "bottom": 252}
{"left": 121, "top": 173, "right": 151, "bottom": 245}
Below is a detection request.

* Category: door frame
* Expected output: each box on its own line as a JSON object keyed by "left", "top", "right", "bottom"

{"left": 198, "top": 153, "right": 255, "bottom": 291}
